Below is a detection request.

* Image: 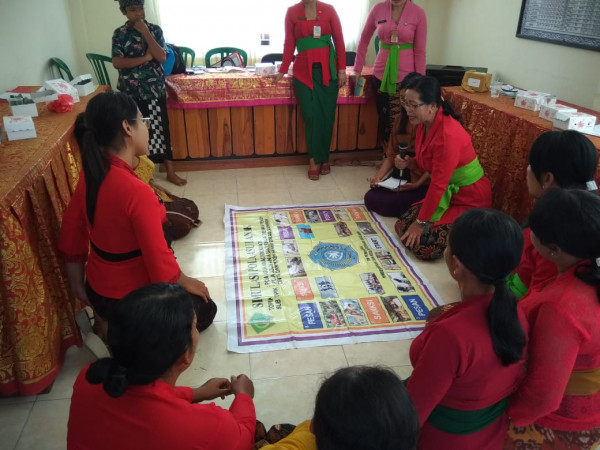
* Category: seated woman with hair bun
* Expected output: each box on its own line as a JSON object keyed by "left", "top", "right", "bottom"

{"left": 67, "top": 283, "right": 256, "bottom": 450}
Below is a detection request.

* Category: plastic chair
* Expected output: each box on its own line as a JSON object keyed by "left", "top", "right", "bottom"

{"left": 86, "top": 53, "right": 113, "bottom": 88}
{"left": 375, "top": 36, "right": 380, "bottom": 55}
{"left": 345, "top": 51, "right": 356, "bottom": 66}
{"left": 178, "top": 46, "right": 195, "bottom": 67}
{"left": 261, "top": 53, "right": 284, "bottom": 63}
{"left": 205, "top": 47, "right": 248, "bottom": 67}
{"left": 49, "top": 57, "right": 74, "bottom": 81}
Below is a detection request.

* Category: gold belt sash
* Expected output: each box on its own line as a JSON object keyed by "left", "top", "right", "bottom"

{"left": 565, "top": 366, "right": 600, "bottom": 396}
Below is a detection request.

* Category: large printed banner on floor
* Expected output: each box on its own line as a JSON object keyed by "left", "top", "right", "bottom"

{"left": 225, "top": 203, "right": 444, "bottom": 353}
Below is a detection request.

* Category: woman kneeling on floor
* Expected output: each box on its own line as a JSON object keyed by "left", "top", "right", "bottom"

{"left": 407, "top": 208, "right": 528, "bottom": 449}
{"left": 394, "top": 76, "right": 492, "bottom": 260}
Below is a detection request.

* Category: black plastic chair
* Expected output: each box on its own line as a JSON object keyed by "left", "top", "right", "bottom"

{"left": 261, "top": 53, "right": 284, "bottom": 63}
{"left": 345, "top": 51, "right": 356, "bottom": 66}
{"left": 50, "top": 57, "right": 74, "bottom": 81}
{"left": 86, "top": 53, "right": 113, "bottom": 88}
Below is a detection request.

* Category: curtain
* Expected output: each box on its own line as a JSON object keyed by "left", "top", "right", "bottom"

{"left": 156, "top": 0, "right": 370, "bottom": 65}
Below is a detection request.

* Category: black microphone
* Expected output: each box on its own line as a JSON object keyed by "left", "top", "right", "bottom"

{"left": 398, "top": 140, "right": 408, "bottom": 179}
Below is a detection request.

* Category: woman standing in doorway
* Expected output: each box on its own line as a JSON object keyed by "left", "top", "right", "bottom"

{"left": 275, "top": 0, "right": 347, "bottom": 181}
{"left": 353, "top": 0, "right": 427, "bottom": 148}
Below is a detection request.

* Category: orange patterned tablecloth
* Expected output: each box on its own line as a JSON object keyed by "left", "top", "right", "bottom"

{"left": 442, "top": 86, "right": 600, "bottom": 224}
{"left": 0, "top": 86, "right": 108, "bottom": 396}
{"left": 166, "top": 67, "right": 374, "bottom": 109}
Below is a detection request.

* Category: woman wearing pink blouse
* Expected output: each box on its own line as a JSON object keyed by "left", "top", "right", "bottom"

{"left": 353, "top": 0, "right": 427, "bottom": 147}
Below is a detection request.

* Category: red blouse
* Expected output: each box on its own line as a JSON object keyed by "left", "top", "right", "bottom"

{"left": 408, "top": 294, "right": 528, "bottom": 449}
{"left": 509, "top": 262, "right": 600, "bottom": 431}
{"left": 58, "top": 154, "right": 181, "bottom": 299}
{"left": 279, "top": 1, "right": 346, "bottom": 89}
{"left": 513, "top": 227, "right": 558, "bottom": 294}
{"left": 414, "top": 108, "right": 492, "bottom": 225}
{"left": 67, "top": 365, "right": 256, "bottom": 450}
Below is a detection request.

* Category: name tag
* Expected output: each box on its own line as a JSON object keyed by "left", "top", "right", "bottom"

{"left": 377, "top": 19, "right": 387, "bottom": 24}
{"left": 313, "top": 25, "right": 321, "bottom": 38}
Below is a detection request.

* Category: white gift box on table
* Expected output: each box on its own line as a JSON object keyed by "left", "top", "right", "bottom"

{"left": 255, "top": 63, "right": 277, "bottom": 76}
{"left": 553, "top": 111, "right": 597, "bottom": 133}
{"left": 8, "top": 95, "right": 38, "bottom": 117}
{"left": 44, "top": 78, "right": 80, "bottom": 103}
{"left": 514, "top": 90, "right": 556, "bottom": 112}
{"left": 70, "top": 74, "right": 95, "bottom": 97}
{"left": 539, "top": 103, "right": 577, "bottom": 121}
{"left": 3, "top": 116, "right": 37, "bottom": 141}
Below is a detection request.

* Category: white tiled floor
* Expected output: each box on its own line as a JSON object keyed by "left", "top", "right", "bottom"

{"left": 1, "top": 164, "right": 459, "bottom": 449}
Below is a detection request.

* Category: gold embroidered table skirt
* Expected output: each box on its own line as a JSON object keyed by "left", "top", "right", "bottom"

{"left": 442, "top": 86, "right": 600, "bottom": 224}
{"left": 0, "top": 86, "right": 108, "bottom": 396}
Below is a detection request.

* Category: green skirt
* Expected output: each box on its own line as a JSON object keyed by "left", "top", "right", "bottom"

{"left": 293, "top": 66, "right": 339, "bottom": 164}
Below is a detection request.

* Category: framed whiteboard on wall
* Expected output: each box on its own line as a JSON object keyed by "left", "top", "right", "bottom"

{"left": 516, "top": 0, "right": 600, "bottom": 52}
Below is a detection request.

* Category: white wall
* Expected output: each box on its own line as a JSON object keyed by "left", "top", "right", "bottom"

{"left": 1, "top": 0, "right": 598, "bottom": 109}
{"left": 0, "top": 0, "right": 78, "bottom": 92}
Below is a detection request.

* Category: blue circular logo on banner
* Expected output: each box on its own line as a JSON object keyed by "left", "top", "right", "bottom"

{"left": 309, "top": 242, "right": 359, "bottom": 270}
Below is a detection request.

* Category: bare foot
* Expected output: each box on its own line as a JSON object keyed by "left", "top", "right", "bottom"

{"left": 167, "top": 172, "right": 187, "bottom": 186}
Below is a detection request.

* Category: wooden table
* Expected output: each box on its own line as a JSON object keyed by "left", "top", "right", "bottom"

{"left": 0, "top": 87, "right": 107, "bottom": 396}
{"left": 165, "top": 68, "right": 379, "bottom": 163}
{"left": 442, "top": 86, "right": 600, "bottom": 223}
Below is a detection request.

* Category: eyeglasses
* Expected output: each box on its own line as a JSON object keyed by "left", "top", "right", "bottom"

{"left": 401, "top": 101, "right": 426, "bottom": 110}
{"left": 131, "top": 117, "right": 151, "bottom": 128}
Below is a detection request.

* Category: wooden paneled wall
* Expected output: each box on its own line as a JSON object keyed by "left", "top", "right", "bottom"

{"left": 168, "top": 100, "right": 378, "bottom": 160}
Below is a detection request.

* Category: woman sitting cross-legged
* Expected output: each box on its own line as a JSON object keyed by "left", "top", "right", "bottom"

{"left": 67, "top": 283, "right": 256, "bottom": 450}
{"left": 394, "top": 76, "right": 492, "bottom": 260}
{"left": 407, "top": 208, "right": 528, "bottom": 449}
{"left": 505, "top": 188, "right": 600, "bottom": 449}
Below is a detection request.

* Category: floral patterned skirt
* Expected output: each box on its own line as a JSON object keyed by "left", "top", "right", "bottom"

{"left": 394, "top": 204, "right": 452, "bottom": 261}
{"left": 504, "top": 423, "right": 600, "bottom": 450}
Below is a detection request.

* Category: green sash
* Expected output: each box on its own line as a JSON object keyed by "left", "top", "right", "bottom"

{"left": 296, "top": 34, "right": 337, "bottom": 81}
{"left": 428, "top": 397, "right": 509, "bottom": 435}
{"left": 506, "top": 273, "right": 528, "bottom": 300}
{"left": 429, "top": 158, "right": 484, "bottom": 223}
{"left": 379, "top": 41, "right": 414, "bottom": 95}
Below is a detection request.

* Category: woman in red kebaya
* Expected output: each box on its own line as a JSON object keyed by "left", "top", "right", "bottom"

{"left": 59, "top": 91, "right": 215, "bottom": 338}
{"left": 67, "top": 283, "right": 256, "bottom": 450}
{"left": 407, "top": 208, "right": 528, "bottom": 449}
{"left": 506, "top": 189, "right": 600, "bottom": 449}
{"left": 274, "top": 0, "right": 346, "bottom": 181}
{"left": 506, "top": 130, "right": 598, "bottom": 300}
{"left": 395, "top": 76, "right": 492, "bottom": 260}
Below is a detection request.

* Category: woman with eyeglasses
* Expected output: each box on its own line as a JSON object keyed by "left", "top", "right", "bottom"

{"left": 394, "top": 76, "right": 492, "bottom": 260}
{"left": 59, "top": 91, "right": 216, "bottom": 340}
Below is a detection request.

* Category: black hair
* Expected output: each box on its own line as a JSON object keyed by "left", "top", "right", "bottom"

{"left": 313, "top": 366, "right": 419, "bottom": 450}
{"left": 529, "top": 188, "right": 600, "bottom": 301}
{"left": 449, "top": 209, "right": 525, "bottom": 366}
{"left": 86, "top": 283, "right": 195, "bottom": 398}
{"left": 405, "top": 75, "right": 461, "bottom": 122}
{"left": 528, "top": 130, "right": 598, "bottom": 191}
{"left": 396, "top": 72, "right": 423, "bottom": 135}
{"left": 74, "top": 91, "right": 139, "bottom": 225}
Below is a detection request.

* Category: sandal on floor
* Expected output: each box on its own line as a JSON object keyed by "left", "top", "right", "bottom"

{"left": 319, "top": 163, "right": 331, "bottom": 175}
{"left": 308, "top": 167, "right": 320, "bottom": 180}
